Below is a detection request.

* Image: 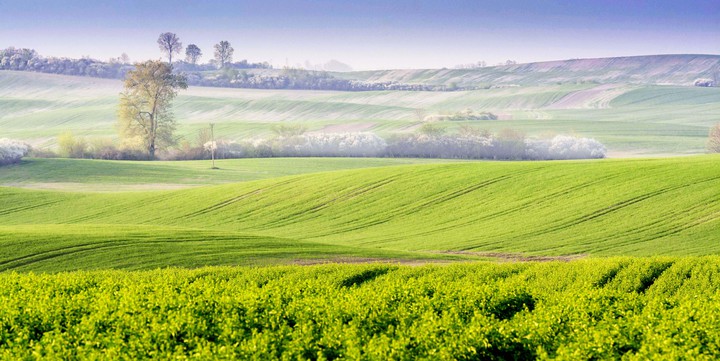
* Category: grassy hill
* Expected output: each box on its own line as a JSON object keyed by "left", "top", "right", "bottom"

{"left": 0, "top": 157, "right": 450, "bottom": 191}
{"left": 1, "top": 155, "right": 718, "bottom": 271}
{"left": 338, "top": 54, "right": 720, "bottom": 87}
{"left": 1, "top": 65, "right": 718, "bottom": 156}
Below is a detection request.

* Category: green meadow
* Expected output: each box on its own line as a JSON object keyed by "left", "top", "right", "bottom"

{"left": 0, "top": 157, "right": 450, "bottom": 191}
{"left": 1, "top": 156, "right": 719, "bottom": 272}
{"left": 2, "top": 56, "right": 720, "bottom": 358}
{"left": 2, "top": 71, "right": 718, "bottom": 156}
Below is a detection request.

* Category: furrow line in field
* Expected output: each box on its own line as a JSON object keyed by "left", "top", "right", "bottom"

{"left": 257, "top": 175, "right": 401, "bottom": 229}
{"left": 182, "top": 178, "right": 299, "bottom": 219}
{"left": 0, "top": 200, "right": 66, "bottom": 217}
{"left": 512, "top": 176, "right": 720, "bottom": 241}
{"left": 0, "top": 235, "right": 267, "bottom": 271}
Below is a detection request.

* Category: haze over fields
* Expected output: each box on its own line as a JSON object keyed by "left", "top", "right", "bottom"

{"left": 2, "top": 53, "right": 719, "bottom": 156}
{"left": 2, "top": 1, "right": 720, "bottom": 358}
{"left": 2, "top": 0, "right": 718, "bottom": 69}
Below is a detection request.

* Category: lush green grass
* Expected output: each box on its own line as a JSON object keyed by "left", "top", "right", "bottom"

{"left": 3, "top": 259, "right": 720, "bottom": 359}
{"left": 2, "top": 71, "right": 719, "bottom": 155}
{"left": 0, "top": 224, "right": 462, "bottom": 272}
{"left": 0, "top": 157, "right": 452, "bottom": 191}
{"left": 1, "top": 156, "right": 719, "bottom": 271}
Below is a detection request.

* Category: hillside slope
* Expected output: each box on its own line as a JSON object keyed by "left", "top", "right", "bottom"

{"left": 1, "top": 155, "right": 719, "bottom": 271}
{"left": 340, "top": 54, "right": 720, "bottom": 87}
{"left": 2, "top": 70, "right": 718, "bottom": 156}
{"left": 0, "top": 157, "right": 449, "bottom": 191}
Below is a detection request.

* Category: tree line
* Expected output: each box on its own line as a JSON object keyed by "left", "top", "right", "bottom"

{"left": 0, "top": 45, "right": 454, "bottom": 91}
{"left": 0, "top": 31, "right": 477, "bottom": 92}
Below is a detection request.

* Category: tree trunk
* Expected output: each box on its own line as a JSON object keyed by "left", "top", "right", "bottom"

{"left": 149, "top": 142, "right": 155, "bottom": 160}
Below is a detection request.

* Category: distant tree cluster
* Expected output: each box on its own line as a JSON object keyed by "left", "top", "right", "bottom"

{"left": 0, "top": 47, "right": 132, "bottom": 78}
{"left": 185, "top": 66, "right": 460, "bottom": 91}
{"left": 0, "top": 138, "right": 31, "bottom": 165}
{"left": 425, "top": 109, "right": 499, "bottom": 121}
{"left": 0, "top": 43, "right": 469, "bottom": 91}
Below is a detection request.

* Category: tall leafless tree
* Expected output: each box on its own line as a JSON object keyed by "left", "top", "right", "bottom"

{"left": 214, "top": 41, "right": 234, "bottom": 68}
{"left": 157, "top": 32, "right": 182, "bottom": 65}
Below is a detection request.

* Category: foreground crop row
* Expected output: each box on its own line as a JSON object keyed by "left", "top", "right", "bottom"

{"left": 2, "top": 258, "right": 720, "bottom": 359}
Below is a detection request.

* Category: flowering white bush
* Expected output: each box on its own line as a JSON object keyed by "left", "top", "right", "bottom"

{"left": 0, "top": 138, "right": 31, "bottom": 165}
{"left": 230, "top": 133, "right": 387, "bottom": 158}
{"left": 200, "top": 132, "right": 606, "bottom": 160}
{"left": 386, "top": 134, "right": 497, "bottom": 159}
{"left": 295, "top": 133, "right": 386, "bottom": 157}
{"left": 205, "top": 140, "right": 246, "bottom": 159}
{"left": 525, "top": 135, "right": 606, "bottom": 160}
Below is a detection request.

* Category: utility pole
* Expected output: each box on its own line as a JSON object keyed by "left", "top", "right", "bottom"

{"left": 210, "top": 123, "right": 217, "bottom": 169}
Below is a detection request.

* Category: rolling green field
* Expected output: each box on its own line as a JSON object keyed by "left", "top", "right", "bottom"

{"left": 3, "top": 259, "right": 720, "bottom": 359}
{"left": 2, "top": 70, "right": 718, "bottom": 155}
{"left": 0, "top": 157, "right": 451, "bottom": 191}
{"left": 1, "top": 156, "right": 719, "bottom": 271}
{"left": 2, "top": 56, "right": 720, "bottom": 358}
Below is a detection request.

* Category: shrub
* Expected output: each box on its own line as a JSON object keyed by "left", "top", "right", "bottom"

{"left": 694, "top": 78, "right": 715, "bottom": 87}
{"left": 0, "top": 138, "right": 31, "bottom": 165}
{"left": 418, "top": 123, "right": 446, "bottom": 137}
{"left": 271, "top": 124, "right": 308, "bottom": 138}
{"left": 708, "top": 124, "right": 720, "bottom": 153}
{"left": 57, "top": 132, "right": 88, "bottom": 158}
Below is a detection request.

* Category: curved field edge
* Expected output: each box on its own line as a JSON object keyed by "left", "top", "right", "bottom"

{"left": 2, "top": 258, "right": 720, "bottom": 359}
{"left": 0, "top": 157, "right": 453, "bottom": 191}
{"left": 1, "top": 155, "right": 719, "bottom": 264}
{"left": 0, "top": 224, "right": 466, "bottom": 272}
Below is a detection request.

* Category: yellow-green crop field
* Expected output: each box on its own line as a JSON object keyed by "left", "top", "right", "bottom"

{"left": 3, "top": 259, "right": 720, "bottom": 359}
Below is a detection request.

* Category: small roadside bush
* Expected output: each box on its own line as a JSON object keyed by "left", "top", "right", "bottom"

{"left": 57, "top": 132, "right": 88, "bottom": 158}
{"left": 708, "top": 123, "right": 720, "bottom": 153}
{"left": 0, "top": 138, "right": 31, "bottom": 165}
{"left": 694, "top": 78, "right": 715, "bottom": 87}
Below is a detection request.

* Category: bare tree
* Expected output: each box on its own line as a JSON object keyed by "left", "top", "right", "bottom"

{"left": 214, "top": 41, "right": 234, "bottom": 68}
{"left": 185, "top": 44, "right": 202, "bottom": 65}
{"left": 157, "top": 32, "right": 182, "bottom": 64}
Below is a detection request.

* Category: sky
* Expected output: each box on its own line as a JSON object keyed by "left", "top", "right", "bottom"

{"left": 0, "top": 0, "right": 718, "bottom": 70}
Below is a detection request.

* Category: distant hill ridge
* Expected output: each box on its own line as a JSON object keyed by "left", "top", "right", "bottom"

{"left": 2, "top": 48, "right": 718, "bottom": 90}
{"left": 338, "top": 54, "right": 720, "bottom": 87}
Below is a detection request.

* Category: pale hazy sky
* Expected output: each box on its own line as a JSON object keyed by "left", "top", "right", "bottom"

{"left": 1, "top": 0, "right": 718, "bottom": 70}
